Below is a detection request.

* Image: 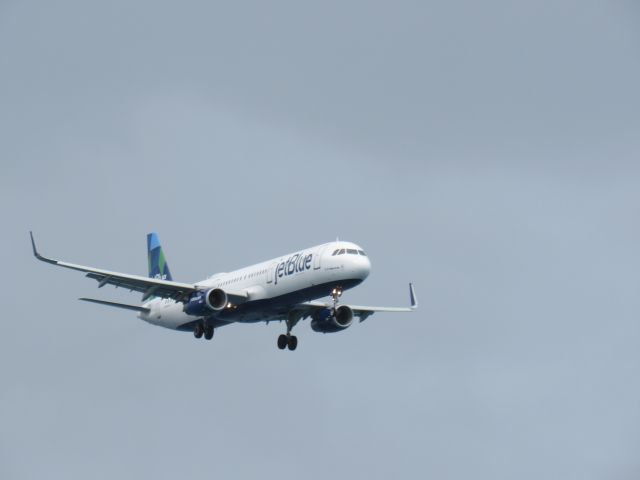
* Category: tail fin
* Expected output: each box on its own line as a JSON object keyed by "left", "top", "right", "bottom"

{"left": 147, "top": 232, "right": 173, "bottom": 281}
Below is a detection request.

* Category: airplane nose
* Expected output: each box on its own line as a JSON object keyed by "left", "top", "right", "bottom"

{"left": 354, "top": 255, "right": 371, "bottom": 280}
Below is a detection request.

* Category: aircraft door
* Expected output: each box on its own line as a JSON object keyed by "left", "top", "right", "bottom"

{"left": 266, "top": 262, "right": 276, "bottom": 284}
{"left": 313, "top": 246, "right": 327, "bottom": 270}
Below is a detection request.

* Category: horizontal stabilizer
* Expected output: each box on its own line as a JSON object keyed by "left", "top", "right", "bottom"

{"left": 79, "top": 298, "right": 150, "bottom": 313}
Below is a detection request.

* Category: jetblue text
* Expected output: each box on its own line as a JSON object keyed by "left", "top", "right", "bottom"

{"left": 275, "top": 252, "right": 313, "bottom": 284}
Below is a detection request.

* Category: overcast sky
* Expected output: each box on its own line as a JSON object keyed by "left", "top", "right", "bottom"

{"left": 1, "top": 1, "right": 639, "bottom": 479}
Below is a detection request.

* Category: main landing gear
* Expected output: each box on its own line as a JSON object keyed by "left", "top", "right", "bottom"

{"left": 277, "top": 311, "right": 301, "bottom": 351}
{"left": 194, "top": 323, "right": 214, "bottom": 340}
{"left": 277, "top": 333, "right": 297, "bottom": 351}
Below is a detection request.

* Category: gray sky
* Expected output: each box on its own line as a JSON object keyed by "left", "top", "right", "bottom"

{"left": 1, "top": 1, "right": 639, "bottom": 479}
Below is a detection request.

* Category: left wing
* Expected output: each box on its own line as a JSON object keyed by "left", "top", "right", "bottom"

{"left": 30, "top": 232, "right": 198, "bottom": 301}
{"left": 79, "top": 298, "right": 151, "bottom": 313}
{"left": 295, "top": 283, "right": 418, "bottom": 322}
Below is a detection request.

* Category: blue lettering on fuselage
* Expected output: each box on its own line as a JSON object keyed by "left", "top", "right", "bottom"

{"left": 275, "top": 252, "right": 313, "bottom": 284}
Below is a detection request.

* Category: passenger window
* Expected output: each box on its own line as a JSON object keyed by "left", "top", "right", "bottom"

{"left": 347, "top": 249, "right": 358, "bottom": 254}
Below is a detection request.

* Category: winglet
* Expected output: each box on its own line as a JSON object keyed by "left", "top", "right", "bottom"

{"left": 29, "top": 231, "right": 38, "bottom": 256}
{"left": 409, "top": 283, "right": 418, "bottom": 310}
{"left": 29, "top": 231, "right": 57, "bottom": 265}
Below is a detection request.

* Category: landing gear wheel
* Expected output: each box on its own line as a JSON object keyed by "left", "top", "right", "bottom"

{"left": 287, "top": 335, "right": 298, "bottom": 351}
{"left": 204, "top": 326, "right": 214, "bottom": 340}
{"left": 194, "top": 324, "right": 204, "bottom": 339}
{"left": 277, "top": 334, "right": 288, "bottom": 350}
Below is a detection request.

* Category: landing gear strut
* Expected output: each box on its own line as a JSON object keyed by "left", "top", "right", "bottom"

{"left": 331, "top": 287, "right": 343, "bottom": 311}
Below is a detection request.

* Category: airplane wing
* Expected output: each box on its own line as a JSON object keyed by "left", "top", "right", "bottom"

{"left": 295, "top": 283, "right": 418, "bottom": 322}
{"left": 30, "top": 232, "right": 198, "bottom": 301}
{"left": 78, "top": 298, "right": 151, "bottom": 313}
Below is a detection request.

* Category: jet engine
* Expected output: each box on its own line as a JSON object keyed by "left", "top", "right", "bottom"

{"left": 183, "top": 288, "right": 228, "bottom": 316}
{"left": 310, "top": 305, "right": 354, "bottom": 333}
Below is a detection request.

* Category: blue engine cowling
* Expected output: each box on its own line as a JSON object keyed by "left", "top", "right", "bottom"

{"left": 183, "top": 288, "right": 228, "bottom": 316}
{"left": 310, "top": 305, "right": 354, "bottom": 333}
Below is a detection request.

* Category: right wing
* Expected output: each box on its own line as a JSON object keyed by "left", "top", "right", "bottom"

{"left": 30, "top": 232, "right": 198, "bottom": 301}
{"left": 295, "top": 283, "right": 418, "bottom": 322}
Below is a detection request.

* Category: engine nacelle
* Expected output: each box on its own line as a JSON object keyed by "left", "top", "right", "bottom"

{"left": 183, "top": 288, "right": 228, "bottom": 316}
{"left": 310, "top": 305, "right": 354, "bottom": 333}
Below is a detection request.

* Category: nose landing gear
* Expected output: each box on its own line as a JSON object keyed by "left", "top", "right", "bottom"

{"left": 331, "top": 287, "right": 343, "bottom": 310}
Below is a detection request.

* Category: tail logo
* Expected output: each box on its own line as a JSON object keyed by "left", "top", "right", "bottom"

{"left": 147, "top": 233, "right": 173, "bottom": 282}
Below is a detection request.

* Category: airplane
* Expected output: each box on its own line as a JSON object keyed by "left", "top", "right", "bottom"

{"left": 30, "top": 232, "right": 417, "bottom": 350}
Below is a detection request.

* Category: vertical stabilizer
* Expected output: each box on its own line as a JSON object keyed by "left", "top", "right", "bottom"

{"left": 147, "top": 232, "right": 173, "bottom": 281}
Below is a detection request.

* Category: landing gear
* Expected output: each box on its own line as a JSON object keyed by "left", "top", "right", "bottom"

{"left": 277, "top": 311, "right": 301, "bottom": 351}
{"left": 331, "top": 287, "right": 343, "bottom": 310}
{"left": 204, "top": 325, "right": 214, "bottom": 340}
{"left": 194, "top": 324, "right": 204, "bottom": 339}
{"left": 277, "top": 333, "right": 298, "bottom": 351}
{"left": 194, "top": 322, "right": 214, "bottom": 340}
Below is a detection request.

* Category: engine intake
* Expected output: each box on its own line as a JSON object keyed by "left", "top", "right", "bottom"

{"left": 310, "top": 305, "right": 354, "bottom": 333}
{"left": 206, "top": 288, "right": 227, "bottom": 311}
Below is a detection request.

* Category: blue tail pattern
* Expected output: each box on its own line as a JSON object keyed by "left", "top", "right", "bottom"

{"left": 147, "top": 232, "right": 173, "bottom": 281}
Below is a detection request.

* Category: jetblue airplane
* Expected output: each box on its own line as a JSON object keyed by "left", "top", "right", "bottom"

{"left": 30, "top": 232, "right": 417, "bottom": 350}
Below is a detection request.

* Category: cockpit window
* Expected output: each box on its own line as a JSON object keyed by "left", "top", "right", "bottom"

{"left": 332, "top": 249, "right": 340, "bottom": 256}
{"left": 358, "top": 250, "right": 367, "bottom": 256}
{"left": 338, "top": 249, "right": 346, "bottom": 255}
{"left": 347, "top": 249, "right": 358, "bottom": 254}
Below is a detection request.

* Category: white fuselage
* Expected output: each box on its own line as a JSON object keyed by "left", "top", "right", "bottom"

{"left": 139, "top": 241, "right": 371, "bottom": 330}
